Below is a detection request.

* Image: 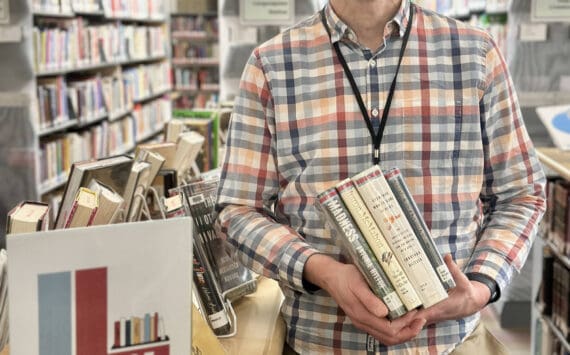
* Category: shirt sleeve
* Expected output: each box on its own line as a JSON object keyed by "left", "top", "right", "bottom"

{"left": 463, "top": 34, "right": 547, "bottom": 293}
{"left": 215, "top": 50, "right": 320, "bottom": 294}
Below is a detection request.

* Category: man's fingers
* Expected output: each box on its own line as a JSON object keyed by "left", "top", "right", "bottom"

{"left": 444, "top": 254, "right": 470, "bottom": 288}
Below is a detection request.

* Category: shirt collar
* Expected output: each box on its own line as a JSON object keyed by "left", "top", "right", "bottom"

{"left": 322, "top": 0, "right": 411, "bottom": 44}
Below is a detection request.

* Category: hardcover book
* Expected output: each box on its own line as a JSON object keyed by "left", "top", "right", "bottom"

{"left": 352, "top": 166, "right": 448, "bottom": 308}
{"left": 64, "top": 187, "right": 99, "bottom": 229}
{"left": 173, "top": 130, "right": 205, "bottom": 179}
{"left": 54, "top": 155, "right": 133, "bottom": 229}
{"left": 7, "top": 218, "right": 193, "bottom": 355}
{"left": 317, "top": 186, "right": 407, "bottom": 319}
{"left": 87, "top": 180, "right": 124, "bottom": 226}
{"left": 6, "top": 201, "right": 50, "bottom": 235}
{"left": 336, "top": 179, "right": 422, "bottom": 311}
{"left": 383, "top": 168, "right": 455, "bottom": 290}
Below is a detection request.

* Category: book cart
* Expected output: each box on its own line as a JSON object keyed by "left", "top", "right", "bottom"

{"left": 0, "top": 158, "right": 286, "bottom": 355}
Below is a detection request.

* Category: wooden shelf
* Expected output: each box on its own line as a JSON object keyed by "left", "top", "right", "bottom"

{"left": 537, "top": 147, "right": 570, "bottom": 181}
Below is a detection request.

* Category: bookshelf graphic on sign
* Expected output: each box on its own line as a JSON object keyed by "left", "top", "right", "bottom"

{"left": 38, "top": 267, "right": 170, "bottom": 355}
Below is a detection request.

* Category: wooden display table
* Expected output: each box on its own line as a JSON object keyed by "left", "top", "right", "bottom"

{"left": 219, "top": 277, "right": 286, "bottom": 354}
{"left": 0, "top": 277, "right": 285, "bottom": 355}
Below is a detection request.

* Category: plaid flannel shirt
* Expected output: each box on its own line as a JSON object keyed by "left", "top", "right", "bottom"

{"left": 216, "top": 1, "right": 546, "bottom": 353}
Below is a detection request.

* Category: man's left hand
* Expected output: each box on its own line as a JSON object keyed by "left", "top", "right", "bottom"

{"left": 415, "top": 254, "right": 491, "bottom": 324}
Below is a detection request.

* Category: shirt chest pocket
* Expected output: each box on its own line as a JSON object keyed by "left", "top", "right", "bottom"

{"left": 396, "top": 95, "right": 484, "bottom": 175}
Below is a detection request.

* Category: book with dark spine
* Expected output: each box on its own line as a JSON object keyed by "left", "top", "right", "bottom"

{"left": 336, "top": 179, "right": 422, "bottom": 311}
{"left": 384, "top": 168, "right": 455, "bottom": 290}
{"left": 317, "top": 186, "right": 407, "bottom": 319}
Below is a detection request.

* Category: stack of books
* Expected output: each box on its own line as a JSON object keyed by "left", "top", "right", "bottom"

{"left": 166, "top": 173, "right": 258, "bottom": 336}
{"left": 317, "top": 166, "right": 455, "bottom": 319}
{"left": 5, "top": 118, "right": 256, "bottom": 340}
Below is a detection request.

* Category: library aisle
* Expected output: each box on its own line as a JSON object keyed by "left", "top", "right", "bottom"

{"left": 481, "top": 307, "right": 530, "bottom": 355}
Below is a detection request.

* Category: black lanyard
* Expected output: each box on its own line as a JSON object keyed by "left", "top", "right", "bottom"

{"left": 320, "top": 5, "right": 414, "bottom": 165}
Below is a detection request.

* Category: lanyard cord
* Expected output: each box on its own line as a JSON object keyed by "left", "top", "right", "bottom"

{"left": 320, "top": 4, "right": 414, "bottom": 165}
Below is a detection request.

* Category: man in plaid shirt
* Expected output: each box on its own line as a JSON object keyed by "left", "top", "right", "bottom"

{"left": 216, "top": 0, "right": 546, "bottom": 353}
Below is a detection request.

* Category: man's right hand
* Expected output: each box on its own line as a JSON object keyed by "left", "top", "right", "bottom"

{"left": 303, "top": 254, "right": 426, "bottom": 346}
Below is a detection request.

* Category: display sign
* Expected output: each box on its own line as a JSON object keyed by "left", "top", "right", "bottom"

{"left": 532, "top": 0, "right": 570, "bottom": 22}
{"left": 240, "top": 0, "right": 295, "bottom": 26}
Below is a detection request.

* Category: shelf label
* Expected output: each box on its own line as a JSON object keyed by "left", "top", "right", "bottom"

{"left": 0, "top": 0, "right": 9, "bottom": 25}
{"left": 0, "top": 25, "right": 21, "bottom": 43}
{"left": 519, "top": 23, "right": 548, "bottom": 42}
{"left": 240, "top": 0, "right": 294, "bottom": 26}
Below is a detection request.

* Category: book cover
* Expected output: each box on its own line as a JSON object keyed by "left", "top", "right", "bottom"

{"left": 6, "top": 201, "right": 50, "bottom": 235}
{"left": 173, "top": 131, "right": 205, "bottom": 179}
{"left": 181, "top": 177, "right": 257, "bottom": 302}
{"left": 317, "top": 186, "right": 407, "bottom": 319}
{"left": 383, "top": 168, "right": 455, "bottom": 290}
{"left": 7, "top": 218, "right": 192, "bottom": 355}
{"left": 54, "top": 155, "right": 133, "bottom": 229}
{"left": 162, "top": 193, "right": 235, "bottom": 333}
{"left": 122, "top": 160, "right": 151, "bottom": 222}
{"left": 352, "top": 166, "right": 448, "bottom": 308}
{"left": 135, "top": 142, "right": 177, "bottom": 170}
{"left": 336, "top": 179, "right": 422, "bottom": 311}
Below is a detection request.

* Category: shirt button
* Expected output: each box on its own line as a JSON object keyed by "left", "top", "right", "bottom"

{"left": 369, "top": 59, "right": 376, "bottom": 67}
{"left": 371, "top": 108, "right": 379, "bottom": 117}
{"left": 347, "top": 32, "right": 356, "bottom": 41}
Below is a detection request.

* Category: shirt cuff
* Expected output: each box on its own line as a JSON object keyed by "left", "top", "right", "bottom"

{"left": 466, "top": 272, "right": 501, "bottom": 304}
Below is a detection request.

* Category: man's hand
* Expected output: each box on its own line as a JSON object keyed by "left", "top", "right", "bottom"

{"left": 304, "top": 254, "right": 426, "bottom": 346}
{"left": 415, "top": 254, "right": 491, "bottom": 324}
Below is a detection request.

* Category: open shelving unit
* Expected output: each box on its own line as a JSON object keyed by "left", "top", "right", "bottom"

{"left": 532, "top": 147, "right": 570, "bottom": 354}
{"left": 170, "top": 7, "right": 219, "bottom": 110}
{"left": 0, "top": 0, "right": 173, "bottom": 240}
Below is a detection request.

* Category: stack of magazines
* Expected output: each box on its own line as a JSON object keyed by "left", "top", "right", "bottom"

{"left": 167, "top": 170, "right": 257, "bottom": 337}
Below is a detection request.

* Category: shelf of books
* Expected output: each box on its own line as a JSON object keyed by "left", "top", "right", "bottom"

{"left": 26, "top": 0, "right": 173, "bottom": 210}
{"left": 533, "top": 147, "right": 570, "bottom": 354}
{"left": 170, "top": 10, "right": 220, "bottom": 110}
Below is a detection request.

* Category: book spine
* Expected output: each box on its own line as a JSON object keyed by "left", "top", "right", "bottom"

{"left": 113, "top": 320, "right": 120, "bottom": 348}
{"left": 193, "top": 240, "right": 231, "bottom": 335}
{"left": 336, "top": 179, "right": 422, "bottom": 311}
{"left": 384, "top": 168, "right": 455, "bottom": 290}
{"left": 318, "top": 187, "right": 407, "bottom": 319}
{"left": 352, "top": 166, "right": 448, "bottom": 308}
{"left": 63, "top": 200, "right": 79, "bottom": 228}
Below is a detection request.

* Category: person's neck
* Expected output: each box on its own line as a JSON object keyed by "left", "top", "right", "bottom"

{"left": 329, "top": 0, "right": 402, "bottom": 50}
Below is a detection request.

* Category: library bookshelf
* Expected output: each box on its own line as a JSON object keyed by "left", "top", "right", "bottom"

{"left": 170, "top": 11, "right": 219, "bottom": 109}
{"left": 0, "top": 0, "right": 173, "bottom": 235}
{"left": 532, "top": 147, "right": 570, "bottom": 354}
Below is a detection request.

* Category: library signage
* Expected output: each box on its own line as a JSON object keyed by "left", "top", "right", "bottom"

{"left": 532, "top": 0, "right": 570, "bottom": 22}
{"left": 240, "top": 0, "right": 294, "bottom": 26}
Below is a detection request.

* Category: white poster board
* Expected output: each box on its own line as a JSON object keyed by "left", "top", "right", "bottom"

{"left": 536, "top": 104, "right": 570, "bottom": 150}
{"left": 240, "top": 0, "right": 295, "bottom": 26}
{"left": 7, "top": 218, "right": 193, "bottom": 355}
{"left": 532, "top": 0, "right": 570, "bottom": 22}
